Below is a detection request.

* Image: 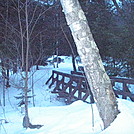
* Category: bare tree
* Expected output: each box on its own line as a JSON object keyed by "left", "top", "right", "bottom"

{"left": 0, "top": 0, "right": 52, "bottom": 128}
{"left": 60, "top": 0, "right": 119, "bottom": 129}
{"left": 22, "top": 0, "right": 30, "bottom": 128}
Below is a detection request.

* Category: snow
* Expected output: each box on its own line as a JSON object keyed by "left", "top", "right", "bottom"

{"left": 0, "top": 56, "right": 134, "bottom": 134}
{"left": 101, "top": 99, "right": 134, "bottom": 134}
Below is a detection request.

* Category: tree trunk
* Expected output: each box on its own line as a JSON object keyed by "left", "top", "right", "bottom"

{"left": 6, "top": 68, "right": 10, "bottom": 88}
{"left": 23, "top": 0, "right": 30, "bottom": 128}
{"left": 72, "top": 55, "right": 77, "bottom": 72}
{"left": 60, "top": 0, "right": 119, "bottom": 129}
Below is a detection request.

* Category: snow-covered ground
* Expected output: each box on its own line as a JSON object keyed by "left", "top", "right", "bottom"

{"left": 0, "top": 56, "right": 134, "bottom": 134}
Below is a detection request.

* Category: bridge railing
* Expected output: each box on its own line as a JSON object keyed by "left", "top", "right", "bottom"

{"left": 110, "top": 77, "right": 134, "bottom": 101}
{"left": 46, "top": 70, "right": 134, "bottom": 103}
{"left": 46, "top": 70, "right": 94, "bottom": 104}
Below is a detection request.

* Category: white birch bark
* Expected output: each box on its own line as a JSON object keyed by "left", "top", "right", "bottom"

{"left": 60, "top": 0, "right": 119, "bottom": 129}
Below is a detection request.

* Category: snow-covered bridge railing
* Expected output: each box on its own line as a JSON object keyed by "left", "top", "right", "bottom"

{"left": 45, "top": 70, "right": 94, "bottom": 104}
{"left": 46, "top": 70, "right": 134, "bottom": 103}
{"left": 110, "top": 77, "right": 134, "bottom": 101}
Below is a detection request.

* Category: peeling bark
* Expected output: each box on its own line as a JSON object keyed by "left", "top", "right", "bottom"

{"left": 60, "top": 0, "right": 120, "bottom": 129}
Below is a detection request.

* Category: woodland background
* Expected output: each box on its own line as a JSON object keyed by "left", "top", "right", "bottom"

{"left": 0, "top": 0, "right": 134, "bottom": 78}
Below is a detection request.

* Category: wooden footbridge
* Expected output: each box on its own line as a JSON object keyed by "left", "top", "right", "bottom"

{"left": 46, "top": 70, "right": 134, "bottom": 104}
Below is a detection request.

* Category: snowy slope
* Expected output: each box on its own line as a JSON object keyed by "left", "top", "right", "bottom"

{"left": 0, "top": 56, "right": 134, "bottom": 134}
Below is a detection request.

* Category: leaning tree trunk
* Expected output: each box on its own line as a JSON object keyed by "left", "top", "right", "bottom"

{"left": 60, "top": 0, "right": 119, "bottom": 129}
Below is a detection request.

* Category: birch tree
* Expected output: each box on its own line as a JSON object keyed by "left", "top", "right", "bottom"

{"left": 60, "top": 0, "right": 119, "bottom": 129}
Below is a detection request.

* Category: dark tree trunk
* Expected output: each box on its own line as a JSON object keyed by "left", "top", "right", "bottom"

{"left": 36, "top": 64, "right": 39, "bottom": 70}
{"left": 13, "top": 62, "right": 17, "bottom": 74}
{"left": 72, "top": 55, "right": 77, "bottom": 72}
{"left": 6, "top": 68, "right": 10, "bottom": 88}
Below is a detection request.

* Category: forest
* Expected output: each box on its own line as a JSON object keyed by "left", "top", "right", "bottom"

{"left": 0, "top": 0, "right": 134, "bottom": 78}
{"left": 0, "top": 0, "right": 134, "bottom": 133}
